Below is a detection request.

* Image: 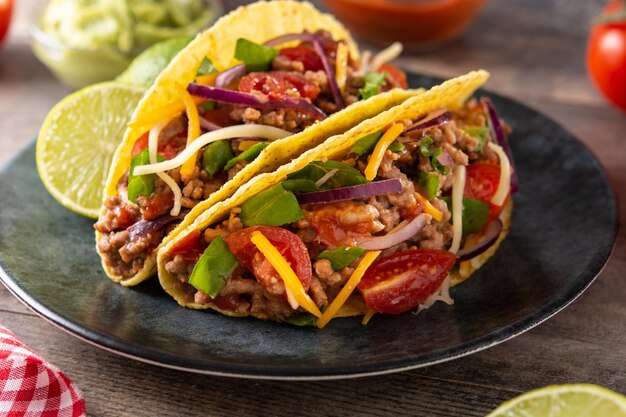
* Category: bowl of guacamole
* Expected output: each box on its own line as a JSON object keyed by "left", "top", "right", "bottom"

{"left": 31, "top": 0, "right": 221, "bottom": 89}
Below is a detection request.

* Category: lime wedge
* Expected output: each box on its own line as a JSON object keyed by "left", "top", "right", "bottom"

{"left": 487, "top": 384, "right": 626, "bottom": 417}
{"left": 37, "top": 82, "right": 145, "bottom": 219}
{"left": 116, "top": 35, "right": 193, "bottom": 87}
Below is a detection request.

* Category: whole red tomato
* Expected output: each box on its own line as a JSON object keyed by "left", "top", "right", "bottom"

{"left": 0, "top": 0, "right": 12, "bottom": 46}
{"left": 587, "top": 1, "right": 626, "bottom": 112}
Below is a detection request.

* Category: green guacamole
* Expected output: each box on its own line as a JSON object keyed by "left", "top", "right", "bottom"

{"left": 41, "top": 0, "right": 215, "bottom": 53}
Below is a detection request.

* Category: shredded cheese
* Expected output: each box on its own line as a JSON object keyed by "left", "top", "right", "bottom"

{"left": 128, "top": 97, "right": 205, "bottom": 130}
{"left": 354, "top": 50, "right": 372, "bottom": 77}
{"left": 179, "top": 88, "right": 202, "bottom": 178}
{"left": 133, "top": 125, "right": 291, "bottom": 176}
{"left": 364, "top": 123, "right": 404, "bottom": 180}
{"left": 361, "top": 309, "right": 376, "bottom": 325}
{"left": 414, "top": 193, "right": 443, "bottom": 222}
{"left": 250, "top": 231, "right": 322, "bottom": 318}
{"left": 317, "top": 251, "right": 381, "bottom": 329}
{"left": 487, "top": 142, "right": 511, "bottom": 206}
{"left": 196, "top": 73, "right": 218, "bottom": 86}
{"left": 415, "top": 274, "right": 454, "bottom": 314}
{"left": 238, "top": 140, "right": 261, "bottom": 151}
{"left": 370, "top": 42, "right": 403, "bottom": 72}
{"left": 148, "top": 122, "right": 182, "bottom": 216}
{"left": 335, "top": 42, "right": 349, "bottom": 94}
{"left": 315, "top": 168, "right": 339, "bottom": 188}
{"left": 449, "top": 165, "right": 466, "bottom": 254}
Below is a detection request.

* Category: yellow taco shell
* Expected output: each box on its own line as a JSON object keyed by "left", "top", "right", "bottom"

{"left": 97, "top": 0, "right": 420, "bottom": 286}
{"left": 158, "top": 70, "right": 501, "bottom": 317}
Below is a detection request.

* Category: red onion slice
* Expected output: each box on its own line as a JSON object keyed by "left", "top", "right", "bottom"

{"left": 187, "top": 83, "right": 327, "bottom": 119}
{"left": 456, "top": 219, "right": 503, "bottom": 262}
{"left": 264, "top": 32, "right": 344, "bottom": 109}
{"left": 404, "top": 109, "right": 452, "bottom": 134}
{"left": 127, "top": 216, "right": 178, "bottom": 242}
{"left": 481, "top": 97, "right": 519, "bottom": 193}
{"left": 436, "top": 149, "right": 454, "bottom": 167}
{"left": 296, "top": 178, "right": 402, "bottom": 204}
{"left": 215, "top": 64, "right": 246, "bottom": 89}
{"left": 361, "top": 213, "right": 429, "bottom": 250}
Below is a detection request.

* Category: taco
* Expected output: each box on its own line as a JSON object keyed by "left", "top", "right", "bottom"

{"left": 156, "top": 70, "right": 516, "bottom": 327}
{"left": 94, "top": 0, "right": 421, "bottom": 286}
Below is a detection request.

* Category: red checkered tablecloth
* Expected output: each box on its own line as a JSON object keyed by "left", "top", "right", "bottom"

{"left": 0, "top": 325, "right": 86, "bottom": 417}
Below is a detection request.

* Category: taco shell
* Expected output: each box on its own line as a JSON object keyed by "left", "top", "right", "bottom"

{"left": 158, "top": 69, "right": 507, "bottom": 318}
{"left": 97, "top": 0, "right": 420, "bottom": 286}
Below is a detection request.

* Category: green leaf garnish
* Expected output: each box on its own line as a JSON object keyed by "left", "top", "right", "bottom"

{"left": 282, "top": 179, "right": 320, "bottom": 193}
{"left": 316, "top": 246, "right": 366, "bottom": 271}
{"left": 127, "top": 149, "right": 164, "bottom": 203}
{"left": 286, "top": 160, "right": 368, "bottom": 191}
{"left": 359, "top": 72, "right": 386, "bottom": 100}
{"left": 285, "top": 314, "right": 317, "bottom": 327}
{"left": 234, "top": 38, "right": 278, "bottom": 71}
{"left": 202, "top": 140, "right": 234, "bottom": 176}
{"left": 464, "top": 126, "right": 489, "bottom": 153}
{"left": 418, "top": 172, "right": 439, "bottom": 200}
{"left": 349, "top": 131, "right": 383, "bottom": 157}
{"left": 442, "top": 196, "right": 490, "bottom": 236}
{"left": 224, "top": 142, "right": 269, "bottom": 170}
{"left": 188, "top": 236, "right": 238, "bottom": 298}
{"left": 198, "top": 57, "right": 216, "bottom": 76}
{"left": 240, "top": 184, "right": 304, "bottom": 227}
{"left": 419, "top": 136, "right": 449, "bottom": 175}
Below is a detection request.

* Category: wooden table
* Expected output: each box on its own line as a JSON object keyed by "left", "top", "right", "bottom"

{"left": 1, "top": 1, "right": 624, "bottom": 415}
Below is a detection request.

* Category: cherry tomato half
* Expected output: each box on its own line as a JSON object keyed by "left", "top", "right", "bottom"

{"left": 587, "top": 1, "right": 626, "bottom": 112}
{"left": 464, "top": 163, "right": 508, "bottom": 223}
{"left": 279, "top": 45, "right": 324, "bottom": 72}
{"left": 358, "top": 249, "right": 457, "bottom": 314}
{"left": 238, "top": 71, "right": 321, "bottom": 101}
{"left": 0, "top": 0, "right": 13, "bottom": 46}
{"left": 379, "top": 63, "right": 409, "bottom": 89}
{"left": 225, "top": 226, "right": 312, "bottom": 292}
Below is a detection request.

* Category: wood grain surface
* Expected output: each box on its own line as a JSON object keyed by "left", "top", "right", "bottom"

{"left": 1, "top": 1, "right": 625, "bottom": 416}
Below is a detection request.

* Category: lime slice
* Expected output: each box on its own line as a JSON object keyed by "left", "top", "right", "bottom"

{"left": 37, "top": 82, "right": 145, "bottom": 219}
{"left": 116, "top": 35, "right": 193, "bottom": 87}
{"left": 487, "top": 384, "right": 626, "bottom": 417}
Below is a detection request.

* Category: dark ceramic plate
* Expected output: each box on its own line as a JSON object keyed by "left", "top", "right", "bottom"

{"left": 0, "top": 74, "right": 617, "bottom": 380}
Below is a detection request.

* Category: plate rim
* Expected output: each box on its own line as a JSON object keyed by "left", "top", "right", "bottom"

{"left": 0, "top": 74, "right": 619, "bottom": 380}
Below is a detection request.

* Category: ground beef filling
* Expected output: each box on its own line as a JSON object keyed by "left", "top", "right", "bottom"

{"left": 163, "top": 109, "right": 496, "bottom": 321}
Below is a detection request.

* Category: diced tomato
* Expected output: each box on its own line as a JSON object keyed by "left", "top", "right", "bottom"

{"left": 168, "top": 230, "right": 206, "bottom": 262}
{"left": 464, "top": 163, "right": 509, "bottom": 222}
{"left": 304, "top": 201, "right": 375, "bottom": 247}
{"left": 132, "top": 134, "right": 149, "bottom": 157}
{"left": 358, "top": 249, "right": 457, "bottom": 314}
{"left": 225, "top": 226, "right": 312, "bottom": 292}
{"left": 279, "top": 45, "right": 324, "bottom": 71}
{"left": 113, "top": 203, "right": 140, "bottom": 231}
{"left": 201, "top": 108, "right": 235, "bottom": 128}
{"left": 142, "top": 192, "right": 174, "bottom": 221}
{"left": 238, "top": 71, "right": 321, "bottom": 101}
{"left": 379, "top": 63, "right": 408, "bottom": 89}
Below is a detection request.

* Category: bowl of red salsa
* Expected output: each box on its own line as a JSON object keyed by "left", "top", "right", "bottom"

{"left": 322, "top": 0, "right": 489, "bottom": 48}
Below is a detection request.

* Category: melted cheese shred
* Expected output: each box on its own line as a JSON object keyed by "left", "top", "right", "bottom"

{"left": 148, "top": 122, "right": 182, "bottom": 216}
{"left": 317, "top": 251, "right": 382, "bottom": 329}
{"left": 335, "top": 42, "right": 349, "bottom": 94}
{"left": 414, "top": 193, "right": 443, "bottom": 222}
{"left": 133, "top": 125, "right": 292, "bottom": 176}
{"left": 179, "top": 88, "right": 202, "bottom": 178}
{"left": 128, "top": 97, "right": 204, "bottom": 130}
{"left": 488, "top": 142, "right": 511, "bottom": 206}
{"left": 361, "top": 309, "right": 376, "bottom": 325}
{"left": 364, "top": 123, "right": 404, "bottom": 180}
{"left": 250, "top": 231, "right": 322, "bottom": 318}
{"left": 449, "top": 164, "right": 466, "bottom": 254}
{"left": 370, "top": 42, "right": 403, "bottom": 71}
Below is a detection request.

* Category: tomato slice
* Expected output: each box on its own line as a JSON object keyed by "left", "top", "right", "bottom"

{"left": 225, "top": 226, "right": 312, "bottom": 292}
{"left": 279, "top": 46, "right": 323, "bottom": 71}
{"left": 358, "top": 249, "right": 457, "bottom": 314}
{"left": 238, "top": 71, "right": 321, "bottom": 101}
{"left": 168, "top": 230, "right": 206, "bottom": 262}
{"left": 464, "top": 163, "right": 509, "bottom": 222}
{"left": 379, "top": 63, "right": 408, "bottom": 89}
